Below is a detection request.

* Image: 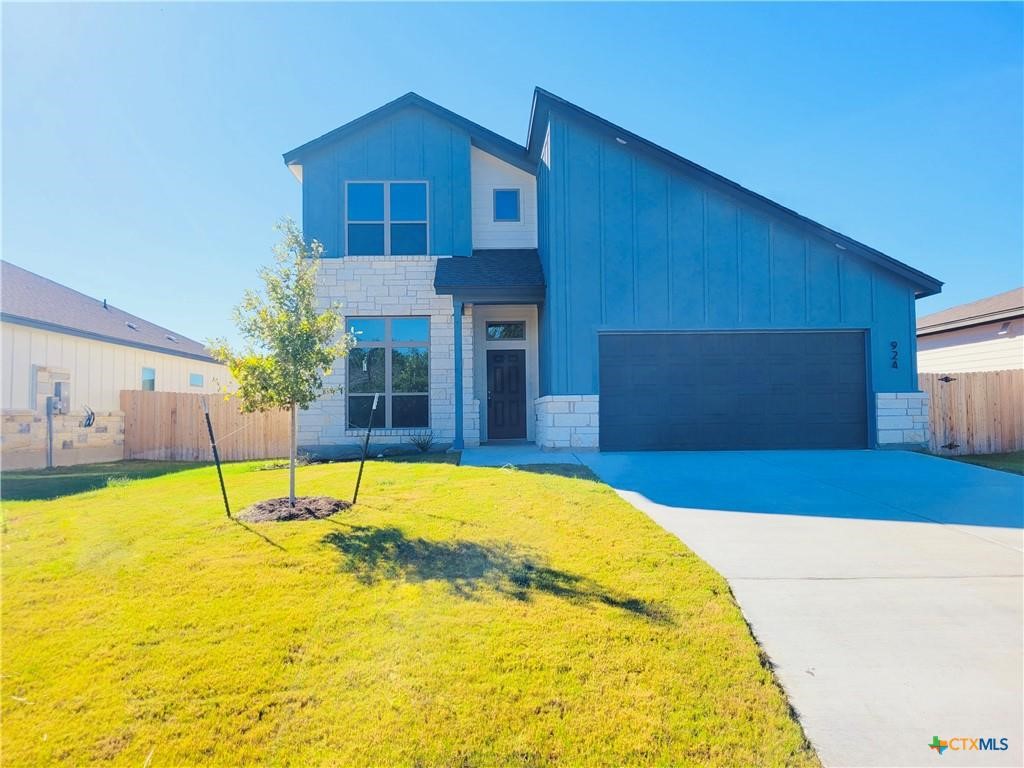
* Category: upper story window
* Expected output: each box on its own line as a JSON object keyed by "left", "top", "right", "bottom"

{"left": 189, "top": 373, "right": 204, "bottom": 388}
{"left": 346, "top": 181, "right": 428, "bottom": 256}
{"left": 141, "top": 367, "right": 156, "bottom": 391}
{"left": 493, "top": 189, "right": 521, "bottom": 222}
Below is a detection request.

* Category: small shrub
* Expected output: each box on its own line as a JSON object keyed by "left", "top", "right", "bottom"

{"left": 255, "top": 455, "right": 310, "bottom": 472}
{"left": 105, "top": 476, "right": 133, "bottom": 488}
{"left": 409, "top": 431, "right": 434, "bottom": 453}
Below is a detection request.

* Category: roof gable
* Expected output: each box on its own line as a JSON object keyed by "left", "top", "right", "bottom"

{"left": 0, "top": 261, "right": 217, "bottom": 362}
{"left": 283, "top": 92, "right": 533, "bottom": 176}
{"left": 526, "top": 87, "right": 942, "bottom": 298}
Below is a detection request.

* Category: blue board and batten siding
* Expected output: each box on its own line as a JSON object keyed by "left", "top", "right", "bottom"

{"left": 301, "top": 107, "right": 473, "bottom": 258}
{"left": 537, "top": 111, "right": 920, "bottom": 397}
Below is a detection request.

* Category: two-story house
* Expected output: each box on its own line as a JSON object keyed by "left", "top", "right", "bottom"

{"left": 282, "top": 88, "right": 942, "bottom": 455}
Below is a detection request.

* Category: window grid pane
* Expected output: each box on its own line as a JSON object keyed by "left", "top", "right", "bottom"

{"left": 349, "top": 318, "right": 386, "bottom": 342}
{"left": 392, "top": 395, "right": 429, "bottom": 428}
{"left": 390, "top": 223, "right": 427, "bottom": 256}
{"left": 392, "top": 347, "right": 429, "bottom": 393}
{"left": 348, "top": 395, "right": 386, "bottom": 429}
{"left": 347, "top": 183, "right": 385, "bottom": 221}
{"left": 391, "top": 317, "right": 429, "bottom": 342}
{"left": 348, "top": 223, "right": 385, "bottom": 256}
{"left": 390, "top": 182, "right": 427, "bottom": 221}
{"left": 348, "top": 348, "right": 386, "bottom": 393}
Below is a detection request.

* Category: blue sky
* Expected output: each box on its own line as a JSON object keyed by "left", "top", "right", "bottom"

{"left": 3, "top": 2, "right": 1021, "bottom": 346}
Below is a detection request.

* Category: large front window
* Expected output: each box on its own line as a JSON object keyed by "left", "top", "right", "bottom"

{"left": 347, "top": 316, "right": 429, "bottom": 428}
{"left": 346, "top": 181, "right": 428, "bottom": 256}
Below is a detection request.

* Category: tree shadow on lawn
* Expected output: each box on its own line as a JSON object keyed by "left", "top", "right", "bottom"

{"left": 321, "top": 524, "right": 672, "bottom": 624}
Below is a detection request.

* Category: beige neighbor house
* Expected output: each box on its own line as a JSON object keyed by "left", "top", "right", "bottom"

{"left": 917, "top": 287, "right": 1024, "bottom": 373}
{"left": 1, "top": 261, "right": 227, "bottom": 469}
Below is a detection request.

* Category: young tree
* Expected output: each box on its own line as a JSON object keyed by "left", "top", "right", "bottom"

{"left": 209, "top": 218, "right": 354, "bottom": 505}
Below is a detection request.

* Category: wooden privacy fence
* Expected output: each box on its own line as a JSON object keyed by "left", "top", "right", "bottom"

{"left": 120, "top": 390, "right": 290, "bottom": 461}
{"left": 918, "top": 370, "right": 1024, "bottom": 456}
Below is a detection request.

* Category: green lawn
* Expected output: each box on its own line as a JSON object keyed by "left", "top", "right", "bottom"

{"left": 0, "top": 460, "right": 210, "bottom": 501}
{"left": 1, "top": 460, "right": 818, "bottom": 767}
{"left": 949, "top": 450, "right": 1024, "bottom": 475}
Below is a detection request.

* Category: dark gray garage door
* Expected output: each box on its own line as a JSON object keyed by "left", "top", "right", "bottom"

{"left": 599, "top": 331, "right": 868, "bottom": 451}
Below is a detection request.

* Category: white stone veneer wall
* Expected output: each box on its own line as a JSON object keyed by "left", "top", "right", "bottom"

{"left": 298, "top": 257, "right": 479, "bottom": 452}
{"left": 535, "top": 395, "right": 599, "bottom": 449}
{"left": 876, "top": 392, "right": 929, "bottom": 447}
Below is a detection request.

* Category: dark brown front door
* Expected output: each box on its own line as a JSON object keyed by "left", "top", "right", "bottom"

{"left": 487, "top": 349, "right": 526, "bottom": 439}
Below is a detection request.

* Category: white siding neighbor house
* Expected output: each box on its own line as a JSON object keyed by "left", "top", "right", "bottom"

{"left": 917, "top": 287, "right": 1024, "bottom": 373}
{"left": 1, "top": 261, "right": 228, "bottom": 469}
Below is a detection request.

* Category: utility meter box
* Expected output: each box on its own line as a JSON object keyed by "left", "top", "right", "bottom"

{"left": 52, "top": 381, "right": 70, "bottom": 415}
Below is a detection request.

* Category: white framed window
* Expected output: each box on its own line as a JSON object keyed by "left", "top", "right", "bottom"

{"left": 346, "top": 316, "right": 430, "bottom": 428}
{"left": 345, "top": 181, "right": 429, "bottom": 256}
{"left": 493, "top": 188, "right": 521, "bottom": 222}
{"left": 189, "top": 373, "right": 204, "bottom": 388}
{"left": 141, "top": 367, "right": 156, "bottom": 391}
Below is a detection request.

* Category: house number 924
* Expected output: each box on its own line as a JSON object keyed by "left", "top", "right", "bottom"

{"left": 890, "top": 341, "right": 899, "bottom": 369}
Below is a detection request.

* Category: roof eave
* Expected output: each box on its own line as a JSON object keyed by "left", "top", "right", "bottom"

{"left": 0, "top": 313, "right": 221, "bottom": 364}
{"left": 433, "top": 285, "right": 546, "bottom": 303}
{"left": 917, "top": 307, "right": 1024, "bottom": 336}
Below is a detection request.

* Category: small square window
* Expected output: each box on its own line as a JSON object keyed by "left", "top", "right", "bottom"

{"left": 486, "top": 321, "right": 526, "bottom": 341}
{"left": 189, "top": 373, "right": 204, "bottom": 388}
{"left": 494, "top": 189, "right": 520, "bottom": 222}
{"left": 141, "top": 367, "right": 156, "bottom": 391}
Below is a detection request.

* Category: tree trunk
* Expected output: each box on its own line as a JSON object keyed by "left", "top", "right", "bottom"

{"left": 289, "top": 401, "right": 297, "bottom": 506}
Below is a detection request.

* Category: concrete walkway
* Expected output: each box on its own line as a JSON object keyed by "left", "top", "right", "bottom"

{"left": 578, "top": 450, "right": 1023, "bottom": 768}
{"left": 460, "top": 444, "right": 583, "bottom": 467}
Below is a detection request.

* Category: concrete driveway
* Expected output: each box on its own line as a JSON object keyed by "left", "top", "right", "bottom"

{"left": 579, "top": 450, "right": 1024, "bottom": 768}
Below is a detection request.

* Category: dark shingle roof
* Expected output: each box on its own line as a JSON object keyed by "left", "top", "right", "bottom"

{"left": 1, "top": 261, "right": 218, "bottom": 362}
{"left": 434, "top": 250, "right": 546, "bottom": 296}
{"left": 917, "top": 287, "right": 1024, "bottom": 335}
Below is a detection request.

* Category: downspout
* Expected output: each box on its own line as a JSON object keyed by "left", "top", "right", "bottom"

{"left": 452, "top": 300, "right": 465, "bottom": 450}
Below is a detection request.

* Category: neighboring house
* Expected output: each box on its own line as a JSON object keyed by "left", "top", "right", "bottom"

{"left": 1, "top": 261, "right": 226, "bottom": 468}
{"left": 283, "top": 89, "right": 942, "bottom": 454}
{"left": 917, "top": 287, "right": 1024, "bottom": 373}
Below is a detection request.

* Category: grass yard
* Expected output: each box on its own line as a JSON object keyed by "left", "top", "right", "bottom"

{"left": 1, "top": 460, "right": 818, "bottom": 767}
{"left": 949, "top": 450, "right": 1024, "bottom": 475}
{"left": 0, "top": 460, "right": 209, "bottom": 501}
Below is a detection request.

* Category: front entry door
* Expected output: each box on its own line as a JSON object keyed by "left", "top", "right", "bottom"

{"left": 486, "top": 349, "right": 526, "bottom": 439}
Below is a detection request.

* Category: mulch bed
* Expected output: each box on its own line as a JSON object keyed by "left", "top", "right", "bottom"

{"left": 237, "top": 496, "right": 350, "bottom": 523}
